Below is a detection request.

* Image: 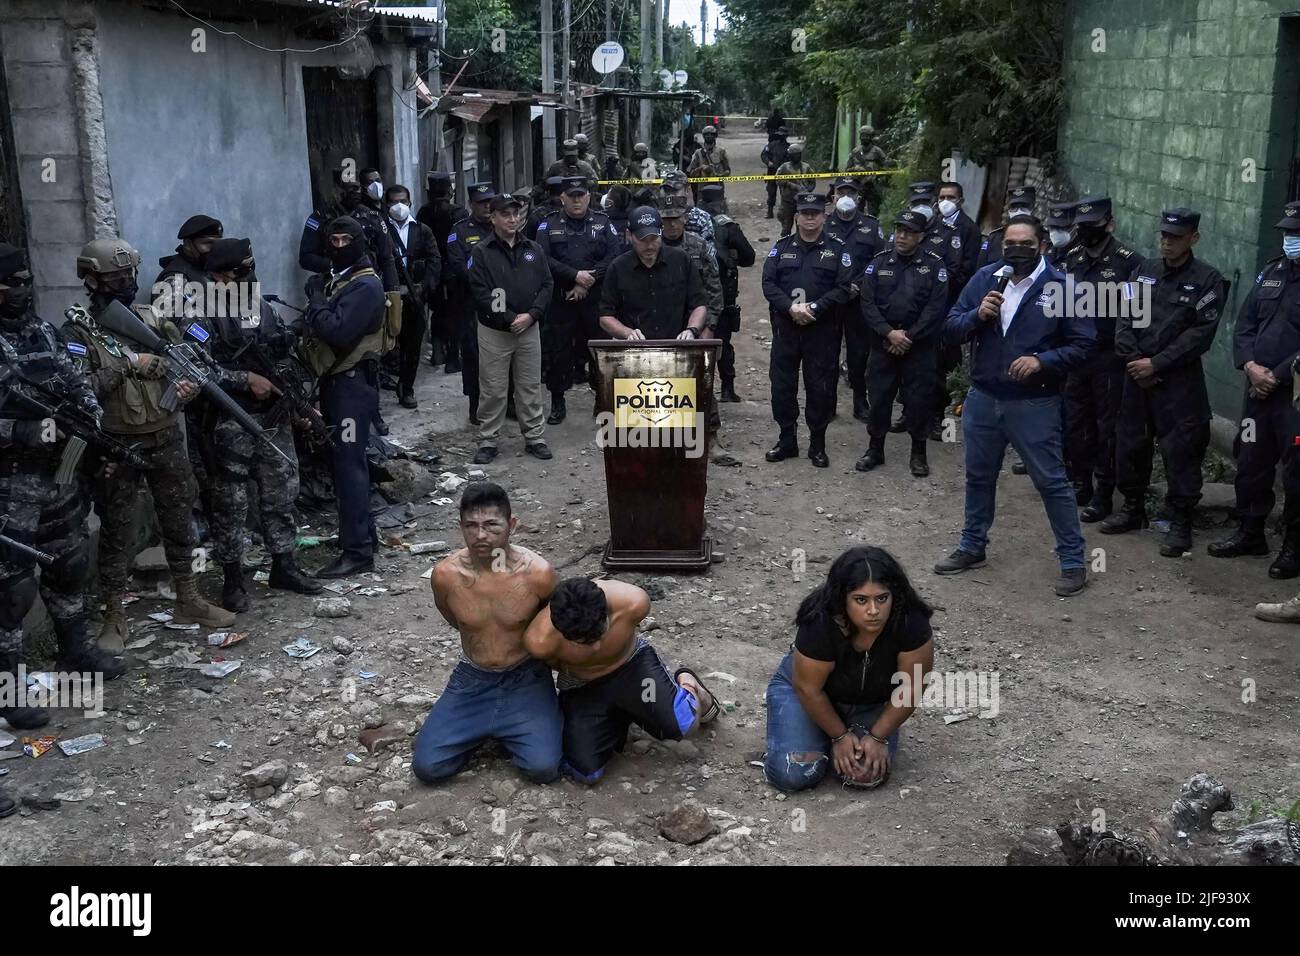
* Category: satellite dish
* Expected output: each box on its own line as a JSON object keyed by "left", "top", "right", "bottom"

{"left": 657, "top": 69, "right": 673, "bottom": 89}
{"left": 673, "top": 69, "right": 688, "bottom": 87}
{"left": 592, "top": 41, "right": 625, "bottom": 75}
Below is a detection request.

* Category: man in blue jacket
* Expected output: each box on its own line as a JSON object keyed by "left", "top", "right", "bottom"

{"left": 934, "top": 216, "right": 1096, "bottom": 596}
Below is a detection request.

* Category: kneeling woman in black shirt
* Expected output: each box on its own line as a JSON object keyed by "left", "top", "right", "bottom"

{"left": 765, "top": 545, "right": 934, "bottom": 792}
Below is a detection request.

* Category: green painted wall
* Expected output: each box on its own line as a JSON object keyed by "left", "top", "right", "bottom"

{"left": 1058, "top": 0, "right": 1300, "bottom": 417}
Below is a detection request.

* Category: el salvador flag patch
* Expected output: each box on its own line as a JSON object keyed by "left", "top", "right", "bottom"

{"left": 767, "top": 247, "right": 778, "bottom": 258}
{"left": 186, "top": 323, "right": 210, "bottom": 343}
{"left": 66, "top": 342, "right": 87, "bottom": 355}
{"left": 865, "top": 262, "right": 875, "bottom": 275}
{"left": 537, "top": 220, "right": 549, "bottom": 231}
{"left": 305, "top": 216, "right": 320, "bottom": 231}
{"left": 448, "top": 232, "right": 457, "bottom": 243}
{"left": 467, "top": 256, "right": 473, "bottom": 268}
{"left": 980, "top": 239, "right": 988, "bottom": 250}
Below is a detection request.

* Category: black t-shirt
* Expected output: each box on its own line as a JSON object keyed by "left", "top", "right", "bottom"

{"left": 793, "top": 609, "right": 933, "bottom": 706}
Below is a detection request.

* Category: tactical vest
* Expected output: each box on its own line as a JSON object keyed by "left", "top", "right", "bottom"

{"left": 301, "top": 268, "right": 397, "bottom": 377}
{"left": 73, "top": 306, "right": 176, "bottom": 435}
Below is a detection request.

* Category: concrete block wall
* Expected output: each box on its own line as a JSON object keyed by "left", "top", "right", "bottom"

{"left": 1058, "top": 0, "right": 1298, "bottom": 418}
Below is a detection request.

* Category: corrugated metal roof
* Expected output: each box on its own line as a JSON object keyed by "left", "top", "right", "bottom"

{"left": 268, "top": 0, "right": 442, "bottom": 24}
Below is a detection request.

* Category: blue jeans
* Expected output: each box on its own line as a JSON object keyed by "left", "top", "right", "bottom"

{"left": 763, "top": 652, "right": 900, "bottom": 793}
{"left": 411, "top": 657, "right": 563, "bottom": 784}
{"left": 959, "top": 386, "right": 1085, "bottom": 570}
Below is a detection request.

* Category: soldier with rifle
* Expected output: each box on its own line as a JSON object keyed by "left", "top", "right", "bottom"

{"left": 62, "top": 238, "right": 236, "bottom": 654}
{"left": 0, "top": 242, "right": 127, "bottom": 740}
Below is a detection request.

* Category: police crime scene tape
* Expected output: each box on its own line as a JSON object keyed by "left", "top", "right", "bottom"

{"left": 595, "top": 169, "right": 899, "bottom": 186}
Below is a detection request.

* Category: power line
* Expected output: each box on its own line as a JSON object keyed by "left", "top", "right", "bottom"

{"left": 164, "top": 0, "right": 370, "bottom": 55}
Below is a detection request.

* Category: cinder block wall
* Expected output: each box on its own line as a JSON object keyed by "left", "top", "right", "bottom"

{"left": 1058, "top": 0, "right": 1299, "bottom": 419}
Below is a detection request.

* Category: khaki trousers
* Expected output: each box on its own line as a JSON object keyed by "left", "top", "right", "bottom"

{"left": 477, "top": 321, "right": 546, "bottom": 445}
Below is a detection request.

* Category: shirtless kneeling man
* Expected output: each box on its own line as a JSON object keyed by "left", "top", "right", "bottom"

{"left": 524, "top": 577, "right": 720, "bottom": 783}
{"left": 412, "top": 482, "right": 563, "bottom": 784}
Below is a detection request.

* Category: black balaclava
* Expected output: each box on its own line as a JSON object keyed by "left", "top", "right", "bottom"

{"left": 92, "top": 272, "right": 139, "bottom": 310}
{"left": 0, "top": 243, "right": 34, "bottom": 325}
{"left": 325, "top": 217, "right": 368, "bottom": 271}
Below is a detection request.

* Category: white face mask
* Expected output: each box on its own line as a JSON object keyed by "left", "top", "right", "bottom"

{"left": 835, "top": 196, "right": 857, "bottom": 215}
{"left": 938, "top": 199, "right": 958, "bottom": 218}
{"left": 1049, "top": 228, "right": 1072, "bottom": 249}
{"left": 911, "top": 204, "right": 934, "bottom": 220}
{"left": 388, "top": 202, "right": 411, "bottom": 222}
{"left": 366, "top": 181, "right": 384, "bottom": 201}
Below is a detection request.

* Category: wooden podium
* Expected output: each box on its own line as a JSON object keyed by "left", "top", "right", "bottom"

{"left": 590, "top": 339, "right": 719, "bottom": 571}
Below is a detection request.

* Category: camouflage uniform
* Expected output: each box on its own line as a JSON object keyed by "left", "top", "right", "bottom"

{"left": 775, "top": 160, "right": 816, "bottom": 235}
{"left": 63, "top": 305, "right": 201, "bottom": 598}
{"left": 845, "top": 140, "right": 889, "bottom": 214}
{"left": 0, "top": 315, "right": 101, "bottom": 673}
{"left": 197, "top": 295, "right": 302, "bottom": 565}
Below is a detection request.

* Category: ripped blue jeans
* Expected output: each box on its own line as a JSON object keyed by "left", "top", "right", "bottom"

{"left": 764, "top": 652, "right": 900, "bottom": 792}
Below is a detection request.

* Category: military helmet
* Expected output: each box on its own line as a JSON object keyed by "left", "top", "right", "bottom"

{"left": 76, "top": 238, "right": 141, "bottom": 278}
{"left": 859, "top": 125, "right": 875, "bottom": 137}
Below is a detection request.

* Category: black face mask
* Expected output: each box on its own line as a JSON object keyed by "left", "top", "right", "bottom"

{"left": 327, "top": 240, "right": 365, "bottom": 271}
{"left": 1077, "top": 224, "right": 1108, "bottom": 247}
{"left": 0, "top": 286, "right": 33, "bottom": 320}
{"left": 1003, "top": 245, "right": 1038, "bottom": 275}
{"left": 95, "top": 276, "right": 139, "bottom": 308}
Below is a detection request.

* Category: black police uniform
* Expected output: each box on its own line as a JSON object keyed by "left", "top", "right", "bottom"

{"left": 535, "top": 194, "right": 619, "bottom": 397}
{"left": 1108, "top": 212, "right": 1225, "bottom": 552}
{"left": 416, "top": 183, "right": 466, "bottom": 369}
{"left": 1215, "top": 249, "right": 1300, "bottom": 572}
{"left": 1061, "top": 226, "right": 1142, "bottom": 515}
{"left": 859, "top": 242, "right": 949, "bottom": 444}
{"left": 921, "top": 216, "right": 967, "bottom": 428}
{"left": 444, "top": 194, "right": 495, "bottom": 413}
{"left": 708, "top": 200, "right": 757, "bottom": 399}
{"left": 761, "top": 220, "right": 855, "bottom": 458}
{"left": 825, "top": 210, "right": 884, "bottom": 416}
{"left": 306, "top": 255, "right": 387, "bottom": 569}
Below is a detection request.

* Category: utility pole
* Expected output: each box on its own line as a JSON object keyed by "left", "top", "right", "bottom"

{"left": 639, "top": 0, "right": 652, "bottom": 145}
{"left": 700, "top": 0, "right": 706, "bottom": 45}
{"left": 656, "top": 0, "right": 664, "bottom": 64}
{"left": 562, "top": 0, "right": 572, "bottom": 111}
{"left": 541, "top": 1, "right": 556, "bottom": 167}
{"left": 605, "top": 0, "right": 612, "bottom": 40}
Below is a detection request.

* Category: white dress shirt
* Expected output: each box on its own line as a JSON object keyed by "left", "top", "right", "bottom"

{"left": 1000, "top": 255, "right": 1046, "bottom": 334}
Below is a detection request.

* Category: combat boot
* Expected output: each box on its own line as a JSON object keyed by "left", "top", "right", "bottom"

{"left": 852, "top": 388, "right": 869, "bottom": 423}
{"left": 0, "top": 651, "right": 48, "bottom": 728}
{"left": 1079, "top": 485, "right": 1114, "bottom": 523}
{"left": 909, "top": 440, "right": 930, "bottom": 478}
{"left": 1207, "top": 517, "right": 1268, "bottom": 558}
{"left": 221, "top": 562, "right": 249, "bottom": 613}
{"left": 1099, "top": 496, "right": 1147, "bottom": 534}
{"left": 808, "top": 430, "right": 829, "bottom": 469}
{"left": 57, "top": 635, "right": 126, "bottom": 682}
{"left": 855, "top": 437, "right": 885, "bottom": 472}
{"left": 547, "top": 392, "right": 567, "bottom": 425}
{"left": 720, "top": 378, "right": 740, "bottom": 403}
{"left": 96, "top": 595, "right": 129, "bottom": 655}
{"left": 1269, "top": 521, "right": 1300, "bottom": 579}
{"left": 174, "top": 573, "right": 237, "bottom": 627}
{"left": 1158, "top": 502, "right": 1194, "bottom": 557}
{"left": 1072, "top": 478, "right": 1094, "bottom": 506}
{"left": 765, "top": 426, "right": 798, "bottom": 462}
{"left": 270, "top": 552, "right": 323, "bottom": 594}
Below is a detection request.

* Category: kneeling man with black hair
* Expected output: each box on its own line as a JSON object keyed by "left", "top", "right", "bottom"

{"left": 524, "top": 577, "right": 720, "bottom": 783}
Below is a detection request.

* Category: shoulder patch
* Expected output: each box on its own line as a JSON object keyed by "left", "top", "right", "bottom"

{"left": 767, "top": 247, "right": 778, "bottom": 258}
{"left": 937, "top": 267, "right": 948, "bottom": 283}
{"left": 185, "top": 323, "right": 210, "bottom": 344}
{"left": 448, "top": 231, "right": 458, "bottom": 243}
{"left": 951, "top": 235, "right": 961, "bottom": 249}
{"left": 865, "top": 262, "right": 875, "bottom": 275}
{"left": 466, "top": 256, "right": 473, "bottom": 269}
{"left": 1196, "top": 290, "right": 1217, "bottom": 310}
{"left": 841, "top": 252, "right": 852, "bottom": 268}
{"left": 66, "top": 341, "right": 87, "bottom": 356}
{"left": 980, "top": 239, "right": 989, "bottom": 250}
{"left": 305, "top": 216, "right": 320, "bottom": 231}
{"left": 537, "top": 219, "right": 549, "bottom": 231}
{"left": 1256, "top": 271, "right": 1265, "bottom": 284}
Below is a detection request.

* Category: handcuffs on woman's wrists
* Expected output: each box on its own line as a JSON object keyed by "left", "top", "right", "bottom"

{"left": 830, "top": 730, "right": 852, "bottom": 743}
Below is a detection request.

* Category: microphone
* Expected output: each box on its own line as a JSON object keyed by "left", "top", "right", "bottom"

{"left": 994, "top": 265, "right": 1013, "bottom": 294}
